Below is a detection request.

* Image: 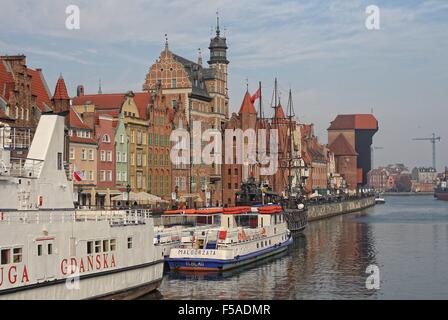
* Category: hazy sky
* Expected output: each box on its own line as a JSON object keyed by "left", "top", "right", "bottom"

{"left": 1, "top": 0, "right": 447, "bottom": 171}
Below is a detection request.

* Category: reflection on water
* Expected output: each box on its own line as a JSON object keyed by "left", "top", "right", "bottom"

{"left": 142, "top": 196, "right": 448, "bottom": 300}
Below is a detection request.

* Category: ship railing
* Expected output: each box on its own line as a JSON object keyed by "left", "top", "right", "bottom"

{"left": 0, "top": 209, "right": 153, "bottom": 225}
{"left": 7, "top": 157, "right": 43, "bottom": 178}
{"left": 0, "top": 126, "right": 32, "bottom": 151}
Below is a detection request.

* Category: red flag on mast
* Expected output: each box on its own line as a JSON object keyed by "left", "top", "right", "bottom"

{"left": 250, "top": 88, "right": 261, "bottom": 104}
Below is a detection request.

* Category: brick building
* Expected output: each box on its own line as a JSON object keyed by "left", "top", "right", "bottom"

{"left": 0, "top": 55, "right": 63, "bottom": 158}
{"left": 328, "top": 114, "right": 378, "bottom": 189}
{"left": 143, "top": 19, "right": 229, "bottom": 206}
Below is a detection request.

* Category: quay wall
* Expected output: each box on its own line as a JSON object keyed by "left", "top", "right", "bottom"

{"left": 307, "top": 197, "right": 375, "bottom": 222}
{"left": 382, "top": 192, "right": 433, "bottom": 196}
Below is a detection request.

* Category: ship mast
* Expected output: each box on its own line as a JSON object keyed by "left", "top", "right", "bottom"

{"left": 287, "top": 89, "right": 295, "bottom": 206}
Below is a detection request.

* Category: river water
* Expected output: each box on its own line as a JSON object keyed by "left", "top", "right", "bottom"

{"left": 143, "top": 196, "right": 448, "bottom": 299}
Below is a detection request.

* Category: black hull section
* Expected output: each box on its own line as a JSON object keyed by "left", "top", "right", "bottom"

{"left": 283, "top": 209, "right": 308, "bottom": 232}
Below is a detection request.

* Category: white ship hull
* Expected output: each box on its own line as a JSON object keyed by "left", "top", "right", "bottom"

{"left": 0, "top": 114, "right": 164, "bottom": 299}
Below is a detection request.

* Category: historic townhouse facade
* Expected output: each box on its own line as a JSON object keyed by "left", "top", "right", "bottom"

{"left": 114, "top": 114, "right": 129, "bottom": 191}
{"left": 147, "top": 89, "right": 175, "bottom": 199}
{"left": 143, "top": 19, "right": 229, "bottom": 206}
{"left": 95, "top": 114, "right": 119, "bottom": 207}
{"left": 72, "top": 91, "right": 151, "bottom": 193}
{"left": 69, "top": 109, "right": 98, "bottom": 206}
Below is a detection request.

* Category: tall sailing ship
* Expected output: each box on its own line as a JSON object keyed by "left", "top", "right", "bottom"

{"left": 237, "top": 79, "right": 309, "bottom": 232}
{"left": 0, "top": 113, "right": 164, "bottom": 299}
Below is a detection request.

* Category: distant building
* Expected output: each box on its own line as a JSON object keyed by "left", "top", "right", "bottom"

{"left": 328, "top": 114, "right": 378, "bottom": 188}
{"left": 411, "top": 167, "right": 437, "bottom": 183}
{"left": 368, "top": 168, "right": 389, "bottom": 191}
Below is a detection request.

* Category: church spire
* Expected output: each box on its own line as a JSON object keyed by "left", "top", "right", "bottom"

{"left": 197, "top": 48, "right": 203, "bottom": 66}
{"left": 164, "top": 33, "right": 169, "bottom": 51}
{"left": 216, "top": 10, "right": 220, "bottom": 36}
{"left": 98, "top": 78, "right": 102, "bottom": 94}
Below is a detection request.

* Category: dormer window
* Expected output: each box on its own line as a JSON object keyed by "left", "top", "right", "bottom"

{"left": 102, "top": 134, "right": 111, "bottom": 143}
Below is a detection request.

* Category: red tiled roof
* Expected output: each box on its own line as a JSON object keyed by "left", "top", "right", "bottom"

{"left": 328, "top": 134, "right": 357, "bottom": 156}
{"left": 328, "top": 114, "right": 378, "bottom": 130}
{"left": 0, "top": 61, "right": 14, "bottom": 101}
{"left": 70, "top": 108, "right": 90, "bottom": 129}
{"left": 27, "top": 68, "right": 52, "bottom": 112}
{"left": 238, "top": 91, "right": 257, "bottom": 115}
{"left": 133, "top": 92, "right": 151, "bottom": 120}
{"left": 69, "top": 135, "right": 97, "bottom": 145}
{"left": 72, "top": 93, "right": 126, "bottom": 110}
{"left": 53, "top": 76, "right": 70, "bottom": 100}
{"left": 72, "top": 92, "right": 152, "bottom": 120}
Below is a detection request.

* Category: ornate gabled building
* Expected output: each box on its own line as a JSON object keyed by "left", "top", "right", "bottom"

{"left": 143, "top": 17, "right": 230, "bottom": 206}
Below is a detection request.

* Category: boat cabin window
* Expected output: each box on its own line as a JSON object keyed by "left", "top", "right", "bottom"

{"left": 1, "top": 249, "right": 11, "bottom": 264}
{"left": 236, "top": 215, "right": 258, "bottom": 228}
{"left": 57, "top": 152, "right": 63, "bottom": 170}
{"left": 48, "top": 243, "right": 53, "bottom": 255}
{"left": 37, "top": 244, "right": 42, "bottom": 256}
{"left": 87, "top": 241, "right": 93, "bottom": 254}
{"left": 110, "top": 239, "right": 117, "bottom": 251}
{"left": 13, "top": 248, "right": 22, "bottom": 263}
{"left": 95, "top": 240, "right": 102, "bottom": 253}
{"left": 127, "top": 237, "right": 133, "bottom": 249}
{"left": 103, "top": 240, "right": 110, "bottom": 252}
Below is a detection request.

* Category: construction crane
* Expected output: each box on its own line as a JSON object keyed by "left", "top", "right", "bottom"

{"left": 413, "top": 133, "right": 441, "bottom": 170}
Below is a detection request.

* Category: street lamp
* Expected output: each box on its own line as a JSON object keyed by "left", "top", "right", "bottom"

{"left": 126, "top": 184, "right": 131, "bottom": 208}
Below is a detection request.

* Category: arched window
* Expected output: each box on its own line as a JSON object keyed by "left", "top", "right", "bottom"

{"left": 102, "top": 134, "right": 111, "bottom": 143}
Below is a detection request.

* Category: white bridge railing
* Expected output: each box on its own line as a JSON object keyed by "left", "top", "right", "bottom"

{"left": 0, "top": 209, "right": 154, "bottom": 226}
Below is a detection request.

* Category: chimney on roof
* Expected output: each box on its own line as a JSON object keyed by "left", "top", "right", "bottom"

{"left": 77, "top": 85, "right": 84, "bottom": 97}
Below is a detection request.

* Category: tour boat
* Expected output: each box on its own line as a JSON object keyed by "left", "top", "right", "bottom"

{"left": 165, "top": 205, "right": 292, "bottom": 271}
{"left": 375, "top": 196, "right": 386, "bottom": 204}
{"left": 434, "top": 169, "right": 448, "bottom": 201}
{"left": 0, "top": 114, "right": 164, "bottom": 299}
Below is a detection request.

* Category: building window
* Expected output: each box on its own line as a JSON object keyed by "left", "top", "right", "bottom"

{"left": 81, "top": 149, "right": 87, "bottom": 160}
{"left": 181, "top": 177, "right": 187, "bottom": 191}
{"left": 100, "top": 170, "right": 106, "bottom": 182}
{"left": 110, "top": 239, "right": 117, "bottom": 251}
{"left": 107, "top": 170, "right": 112, "bottom": 182}
{"left": 172, "top": 100, "right": 178, "bottom": 108}
{"left": 122, "top": 153, "right": 127, "bottom": 163}
{"left": 69, "top": 148, "right": 75, "bottom": 160}
{"left": 102, "top": 134, "right": 111, "bottom": 143}
{"left": 107, "top": 151, "right": 112, "bottom": 162}
{"left": 117, "top": 151, "right": 121, "bottom": 163}
{"left": 103, "top": 240, "right": 109, "bottom": 252}
{"left": 127, "top": 237, "right": 133, "bottom": 249}
{"left": 137, "top": 131, "right": 142, "bottom": 145}
{"left": 48, "top": 243, "right": 53, "bottom": 255}
{"left": 100, "top": 150, "right": 106, "bottom": 162}
{"left": 95, "top": 240, "right": 102, "bottom": 253}
{"left": 37, "top": 245, "right": 43, "bottom": 257}
{"left": 171, "top": 79, "right": 177, "bottom": 88}
{"left": 57, "top": 152, "right": 62, "bottom": 170}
